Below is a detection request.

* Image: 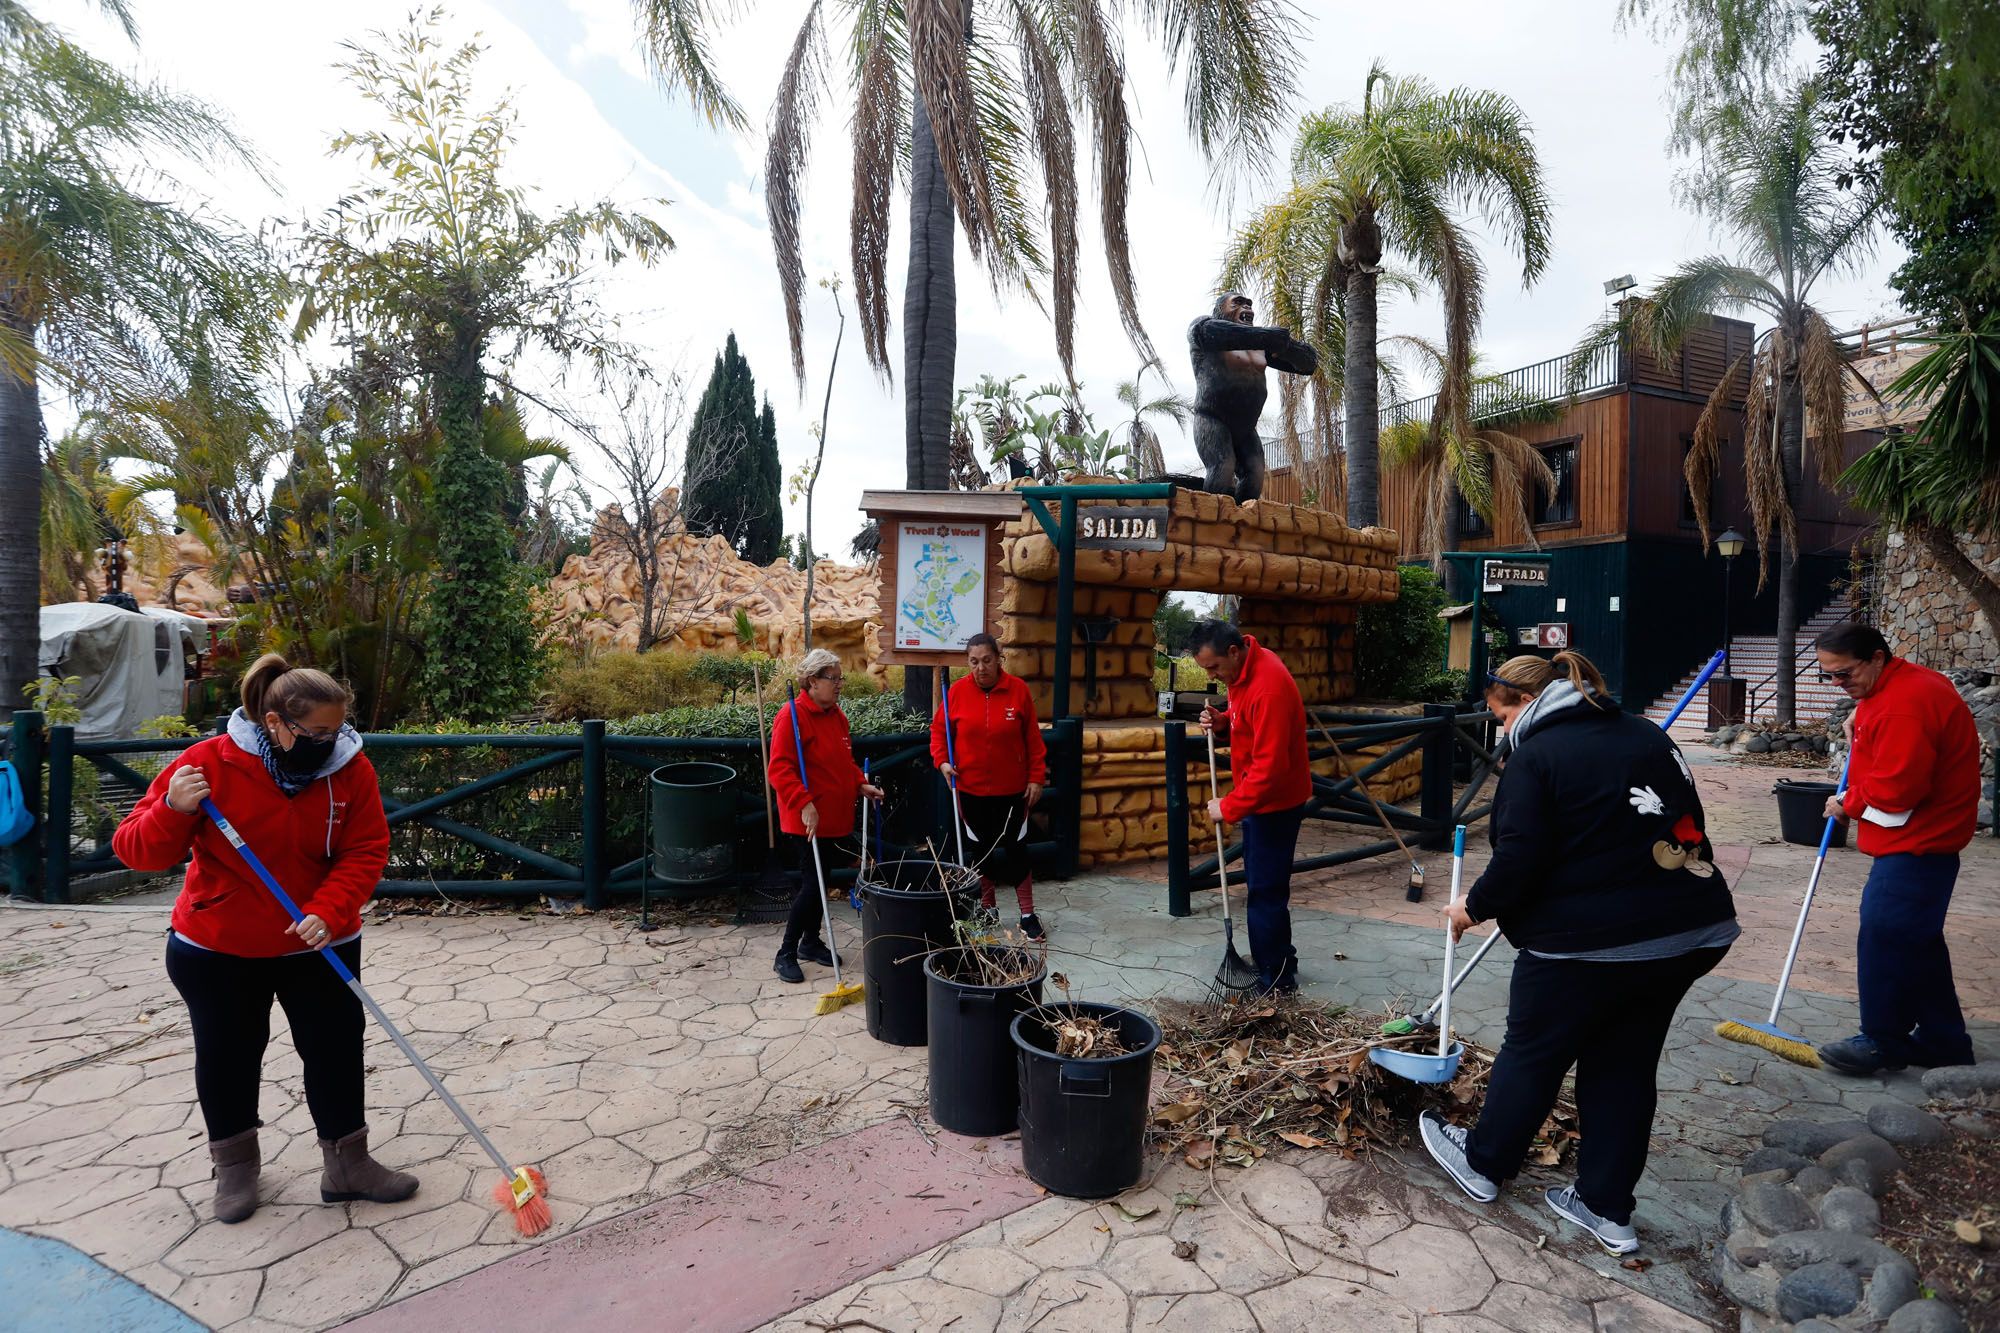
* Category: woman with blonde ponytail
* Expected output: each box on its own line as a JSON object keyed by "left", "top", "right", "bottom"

{"left": 114, "top": 653, "right": 413, "bottom": 1224}
{"left": 1417, "top": 649, "right": 1737, "bottom": 1258}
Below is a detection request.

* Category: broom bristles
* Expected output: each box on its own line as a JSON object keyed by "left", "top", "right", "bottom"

{"left": 814, "top": 981, "right": 864, "bottom": 1016}
{"left": 1715, "top": 1020, "right": 1822, "bottom": 1069}
{"left": 492, "top": 1166, "right": 553, "bottom": 1237}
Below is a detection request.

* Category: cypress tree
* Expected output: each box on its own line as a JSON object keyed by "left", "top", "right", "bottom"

{"left": 744, "top": 397, "right": 782, "bottom": 565}
{"left": 685, "top": 333, "right": 779, "bottom": 561}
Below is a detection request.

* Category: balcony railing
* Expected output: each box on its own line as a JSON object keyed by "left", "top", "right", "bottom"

{"left": 1383, "top": 342, "right": 1623, "bottom": 429}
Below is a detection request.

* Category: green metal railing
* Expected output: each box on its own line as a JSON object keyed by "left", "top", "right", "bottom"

{"left": 4, "top": 711, "right": 1084, "bottom": 907}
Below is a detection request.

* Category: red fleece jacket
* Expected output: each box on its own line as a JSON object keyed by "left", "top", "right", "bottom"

{"left": 113, "top": 734, "right": 390, "bottom": 957}
{"left": 1842, "top": 658, "right": 1981, "bottom": 857}
{"left": 930, "top": 671, "right": 1048, "bottom": 797}
{"left": 769, "top": 691, "right": 866, "bottom": 838}
{"left": 1217, "top": 635, "right": 1312, "bottom": 821}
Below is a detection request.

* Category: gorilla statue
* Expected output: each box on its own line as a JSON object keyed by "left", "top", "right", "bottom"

{"left": 1187, "top": 292, "right": 1319, "bottom": 502}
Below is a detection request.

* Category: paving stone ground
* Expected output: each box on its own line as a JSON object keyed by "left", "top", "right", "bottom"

{"left": 0, "top": 746, "right": 1992, "bottom": 1331}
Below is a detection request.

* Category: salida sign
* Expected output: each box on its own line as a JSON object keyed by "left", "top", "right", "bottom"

{"left": 1076, "top": 505, "right": 1169, "bottom": 551}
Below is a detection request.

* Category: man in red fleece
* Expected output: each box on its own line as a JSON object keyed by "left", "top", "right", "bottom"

{"left": 1195, "top": 620, "right": 1312, "bottom": 993}
{"left": 932, "top": 633, "right": 1049, "bottom": 938}
{"left": 1814, "top": 622, "right": 1982, "bottom": 1076}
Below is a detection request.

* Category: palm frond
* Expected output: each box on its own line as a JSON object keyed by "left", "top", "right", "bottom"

{"left": 909, "top": 0, "right": 1005, "bottom": 266}
{"left": 1797, "top": 308, "right": 1851, "bottom": 485}
{"left": 766, "top": 3, "right": 827, "bottom": 388}
{"left": 1067, "top": 0, "right": 1158, "bottom": 370}
{"left": 1134, "top": 0, "right": 1305, "bottom": 183}
{"left": 635, "top": 0, "right": 750, "bottom": 131}
{"left": 1012, "top": 0, "right": 1079, "bottom": 379}
{"left": 848, "top": 7, "right": 904, "bottom": 381}
{"left": 1636, "top": 258, "right": 1785, "bottom": 355}
{"left": 1683, "top": 347, "right": 1749, "bottom": 548}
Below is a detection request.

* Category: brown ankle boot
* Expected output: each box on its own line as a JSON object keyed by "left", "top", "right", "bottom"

{"left": 318, "top": 1127, "right": 419, "bottom": 1205}
{"left": 208, "top": 1129, "right": 260, "bottom": 1224}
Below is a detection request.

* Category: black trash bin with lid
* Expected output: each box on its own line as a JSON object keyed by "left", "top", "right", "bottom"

{"left": 925, "top": 947, "right": 1045, "bottom": 1136}
{"left": 858, "top": 857, "right": 975, "bottom": 1047}
{"left": 1011, "top": 1002, "right": 1162, "bottom": 1198}
{"left": 649, "top": 762, "right": 739, "bottom": 891}
{"left": 1773, "top": 779, "right": 1847, "bottom": 849}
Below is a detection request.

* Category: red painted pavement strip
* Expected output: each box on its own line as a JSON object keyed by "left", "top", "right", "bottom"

{"left": 344, "top": 1119, "right": 1046, "bottom": 1333}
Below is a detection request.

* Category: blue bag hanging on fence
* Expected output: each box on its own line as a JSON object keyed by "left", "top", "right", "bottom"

{"left": 0, "top": 761, "right": 33, "bottom": 848}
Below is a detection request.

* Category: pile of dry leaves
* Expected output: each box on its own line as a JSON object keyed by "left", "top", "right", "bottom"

{"left": 1148, "top": 996, "right": 1577, "bottom": 1171}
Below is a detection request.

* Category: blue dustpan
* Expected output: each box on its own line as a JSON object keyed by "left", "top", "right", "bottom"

{"left": 1370, "top": 1040, "right": 1465, "bottom": 1085}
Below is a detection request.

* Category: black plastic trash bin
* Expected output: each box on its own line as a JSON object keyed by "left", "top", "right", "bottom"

{"left": 925, "top": 947, "right": 1045, "bottom": 1136}
{"left": 1011, "top": 1002, "right": 1162, "bottom": 1198}
{"left": 1773, "top": 779, "right": 1847, "bottom": 849}
{"left": 649, "top": 762, "right": 738, "bottom": 886}
{"left": 858, "top": 858, "right": 975, "bottom": 1046}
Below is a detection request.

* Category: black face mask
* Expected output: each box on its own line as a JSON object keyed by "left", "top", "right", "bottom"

{"left": 276, "top": 731, "right": 337, "bottom": 777}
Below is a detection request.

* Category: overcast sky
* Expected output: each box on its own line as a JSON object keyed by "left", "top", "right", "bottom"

{"left": 57, "top": 0, "right": 1904, "bottom": 556}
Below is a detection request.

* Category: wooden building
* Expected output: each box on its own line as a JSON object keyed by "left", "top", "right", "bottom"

{"left": 1268, "top": 313, "right": 1880, "bottom": 712}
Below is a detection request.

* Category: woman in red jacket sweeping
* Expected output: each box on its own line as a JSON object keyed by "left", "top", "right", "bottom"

{"left": 769, "top": 648, "right": 884, "bottom": 983}
{"left": 932, "top": 633, "right": 1049, "bottom": 939}
{"left": 114, "top": 654, "right": 415, "bottom": 1224}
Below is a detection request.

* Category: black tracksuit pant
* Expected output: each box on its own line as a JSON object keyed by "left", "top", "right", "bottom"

{"left": 165, "top": 932, "right": 367, "bottom": 1142}
{"left": 1463, "top": 946, "right": 1727, "bottom": 1224}
{"left": 778, "top": 832, "right": 858, "bottom": 953}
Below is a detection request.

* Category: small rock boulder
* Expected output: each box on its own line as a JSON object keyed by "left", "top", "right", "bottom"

{"left": 1868, "top": 1257, "right": 1920, "bottom": 1320}
{"left": 1765, "top": 1118, "right": 1869, "bottom": 1158}
{"left": 1742, "top": 1181, "right": 1820, "bottom": 1237}
{"left": 1887, "top": 1298, "right": 1970, "bottom": 1333}
{"left": 1743, "top": 1146, "right": 1811, "bottom": 1178}
{"left": 1794, "top": 1166, "right": 1838, "bottom": 1199}
{"left": 1778, "top": 1262, "right": 1865, "bottom": 1322}
{"left": 1821, "top": 1132, "right": 1904, "bottom": 1179}
{"left": 1767, "top": 1229, "right": 1904, "bottom": 1276}
{"left": 1819, "top": 1185, "right": 1883, "bottom": 1237}
{"left": 1921, "top": 1062, "right": 2000, "bottom": 1101}
{"left": 1867, "top": 1102, "right": 1948, "bottom": 1148}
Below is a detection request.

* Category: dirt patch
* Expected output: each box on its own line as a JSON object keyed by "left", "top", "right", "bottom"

{"left": 1878, "top": 1109, "right": 2000, "bottom": 1331}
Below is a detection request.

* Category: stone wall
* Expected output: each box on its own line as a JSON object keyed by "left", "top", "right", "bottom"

{"left": 1876, "top": 528, "right": 1998, "bottom": 668}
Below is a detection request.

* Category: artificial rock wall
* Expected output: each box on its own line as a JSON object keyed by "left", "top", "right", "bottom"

{"left": 988, "top": 486, "right": 1404, "bottom": 868}
{"left": 1877, "top": 527, "right": 1999, "bottom": 669}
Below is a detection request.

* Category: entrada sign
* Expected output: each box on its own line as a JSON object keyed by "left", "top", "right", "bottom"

{"left": 1484, "top": 560, "right": 1549, "bottom": 587}
{"left": 1077, "top": 505, "right": 1169, "bottom": 551}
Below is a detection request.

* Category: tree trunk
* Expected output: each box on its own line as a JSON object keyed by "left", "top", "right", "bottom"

{"left": 0, "top": 298, "right": 42, "bottom": 724}
{"left": 1911, "top": 523, "right": 2000, "bottom": 635}
{"left": 903, "top": 88, "right": 956, "bottom": 713}
{"left": 1342, "top": 214, "right": 1383, "bottom": 532}
{"left": 1775, "top": 363, "right": 1805, "bottom": 726}
{"left": 1439, "top": 484, "right": 1465, "bottom": 600}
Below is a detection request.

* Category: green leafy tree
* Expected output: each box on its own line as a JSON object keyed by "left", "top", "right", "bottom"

{"left": 1571, "top": 83, "right": 1879, "bottom": 724}
{"left": 1225, "top": 63, "right": 1553, "bottom": 531}
{"left": 1355, "top": 564, "right": 1451, "bottom": 700}
{"left": 685, "top": 333, "right": 781, "bottom": 563}
{"left": 1153, "top": 595, "right": 1197, "bottom": 655}
{"left": 633, "top": 0, "right": 1306, "bottom": 496}
{"left": 302, "top": 11, "right": 673, "bottom": 721}
{"left": 0, "top": 0, "right": 271, "bottom": 718}
{"left": 1842, "top": 316, "right": 2000, "bottom": 630}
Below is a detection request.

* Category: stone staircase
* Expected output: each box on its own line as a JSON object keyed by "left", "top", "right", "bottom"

{"left": 1645, "top": 602, "right": 1858, "bottom": 740}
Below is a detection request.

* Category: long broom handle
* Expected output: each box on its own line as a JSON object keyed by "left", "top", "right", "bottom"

{"left": 1204, "top": 726, "right": 1233, "bottom": 927}
{"left": 807, "top": 835, "right": 846, "bottom": 990}
{"left": 941, "top": 704, "right": 968, "bottom": 866}
{"left": 1665, "top": 650, "right": 1728, "bottom": 730}
{"left": 753, "top": 664, "right": 775, "bottom": 849}
{"left": 1439, "top": 824, "right": 1465, "bottom": 1057}
{"left": 200, "top": 799, "right": 518, "bottom": 1179}
{"left": 1767, "top": 749, "right": 1854, "bottom": 1026}
{"left": 1420, "top": 929, "right": 1501, "bottom": 1025}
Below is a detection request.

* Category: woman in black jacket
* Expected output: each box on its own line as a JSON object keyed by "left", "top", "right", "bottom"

{"left": 1420, "top": 652, "right": 1738, "bottom": 1256}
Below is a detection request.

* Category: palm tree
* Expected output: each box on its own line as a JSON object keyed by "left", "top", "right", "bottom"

{"left": 0, "top": 2, "right": 269, "bottom": 718}
{"left": 1573, "top": 82, "right": 1878, "bottom": 724}
{"left": 1383, "top": 338, "right": 1558, "bottom": 564}
{"left": 1225, "top": 63, "right": 1552, "bottom": 532}
{"left": 633, "top": 0, "right": 1306, "bottom": 491}
{"left": 1114, "top": 370, "right": 1189, "bottom": 477}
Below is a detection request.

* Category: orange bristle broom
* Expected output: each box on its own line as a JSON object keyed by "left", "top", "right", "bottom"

{"left": 201, "top": 799, "right": 554, "bottom": 1236}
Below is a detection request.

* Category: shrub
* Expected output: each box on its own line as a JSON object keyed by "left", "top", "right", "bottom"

{"left": 1153, "top": 654, "right": 1207, "bottom": 693}
{"left": 1355, "top": 566, "right": 1451, "bottom": 701}
{"left": 545, "top": 651, "right": 720, "bottom": 719}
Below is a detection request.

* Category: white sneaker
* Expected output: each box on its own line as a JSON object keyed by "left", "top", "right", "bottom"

{"left": 1419, "top": 1111, "right": 1498, "bottom": 1203}
{"left": 1545, "top": 1185, "right": 1639, "bottom": 1255}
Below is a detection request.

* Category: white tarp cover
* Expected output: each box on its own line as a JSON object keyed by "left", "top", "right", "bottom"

{"left": 38, "top": 602, "right": 185, "bottom": 740}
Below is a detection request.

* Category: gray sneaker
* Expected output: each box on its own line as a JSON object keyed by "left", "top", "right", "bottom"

{"left": 1545, "top": 1185, "right": 1639, "bottom": 1255}
{"left": 1419, "top": 1111, "right": 1498, "bottom": 1203}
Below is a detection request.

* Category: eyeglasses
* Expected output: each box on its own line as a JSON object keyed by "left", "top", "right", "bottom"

{"left": 282, "top": 717, "right": 343, "bottom": 742}
{"left": 1819, "top": 666, "right": 1862, "bottom": 683}
{"left": 815, "top": 673, "right": 844, "bottom": 685}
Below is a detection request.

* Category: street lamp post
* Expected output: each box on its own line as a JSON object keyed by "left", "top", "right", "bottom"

{"left": 1717, "top": 528, "right": 1745, "bottom": 675}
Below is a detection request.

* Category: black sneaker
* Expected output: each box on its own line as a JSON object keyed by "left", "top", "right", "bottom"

{"left": 796, "top": 938, "right": 837, "bottom": 967}
{"left": 1817, "top": 1035, "right": 1907, "bottom": 1077}
{"left": 1019, "top": 913, "right": 1046, "bottom": 941}
{"left": 773, "top": 950, "right": 804, "bottom": 984}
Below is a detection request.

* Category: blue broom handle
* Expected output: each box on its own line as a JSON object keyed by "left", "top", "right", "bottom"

{"left": 1767, "top": 748, "right": 1854, "bottom": 1024}
{"left": 787, "top": 697, "right": 810, "bottom": 792}
{"left": 1662, "top": 650, "right": 1727, "bottom": 731}
{"left": 198, "top": 797, "right": 518, "bottom": 1178}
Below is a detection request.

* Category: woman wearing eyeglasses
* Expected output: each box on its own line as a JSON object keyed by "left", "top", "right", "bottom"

{"left": 1417, "top": 651, "right": 1737, "bottom": 1258}
{"left": 114, "top": 653, "right": 411, "bottom": 1225}
{"left": 768, "top": 648, "right": 885, "bottom": 983}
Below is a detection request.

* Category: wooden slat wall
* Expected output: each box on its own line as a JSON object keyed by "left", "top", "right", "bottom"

{"left": 1376, "top": 392, "right": 1629, "bottom": 557}
{"left": 1628, "top": 314, "right": 1754, "bottom": 398}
